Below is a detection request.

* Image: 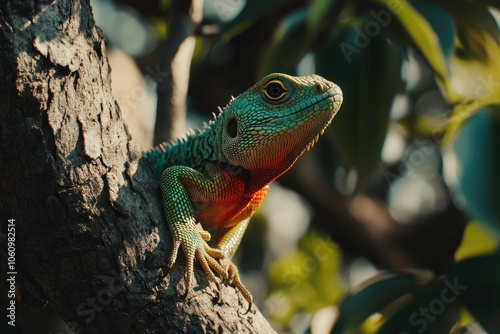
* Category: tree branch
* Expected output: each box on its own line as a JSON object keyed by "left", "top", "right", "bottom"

{"left": 153, "top": 0, "right": 203, "bottom": 144}
{"left": 0, "top": 1, "right": 274, "bottom": 332}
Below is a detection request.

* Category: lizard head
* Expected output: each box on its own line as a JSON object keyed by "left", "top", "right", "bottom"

{"left": 216, "top": 73, "right": 343, "bottom": 178}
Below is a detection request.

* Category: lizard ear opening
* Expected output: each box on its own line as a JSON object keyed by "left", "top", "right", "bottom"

{"left": 227, "top": 117, "right": 238, "bottom": 138}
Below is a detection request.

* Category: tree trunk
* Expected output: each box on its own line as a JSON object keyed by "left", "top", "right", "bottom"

{"left": 0, "top": 1, "right": 274, "bottom": 332}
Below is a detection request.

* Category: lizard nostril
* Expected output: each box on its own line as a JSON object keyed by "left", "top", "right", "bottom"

{"left": 314, "top": 83, "right": 323, "bottom": 93}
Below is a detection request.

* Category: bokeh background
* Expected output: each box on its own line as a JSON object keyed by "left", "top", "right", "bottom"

{"left": 8, "top": 0, "right": 500, "bottom": 333}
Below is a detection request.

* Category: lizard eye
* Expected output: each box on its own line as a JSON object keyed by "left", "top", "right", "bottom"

{"left": 262, "top": 80, "right": 288, "bottom": 102}
{"left": 227, "top": 117, "right": 237, "bottom": 138}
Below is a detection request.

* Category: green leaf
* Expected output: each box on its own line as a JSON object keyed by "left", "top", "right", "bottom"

{"left": 316, "top": 27, "right": 403, "bottom": 190}
{"left": 331, "top": 270, "right": 434, "bottom": 333}
{"left": 410, "top": 0, "right": 456, "bottom": 59}
{"left": 377, "top": 280, "right": 462, "bottom": 334}
{"left": 438, "top": 0, "right": 500, "bottom": 60}
{"left": 454, "top": 221, "right": 499, "bottom": 262}
{"left": 445, "top": 107, "right": 500, "bottom": 237}
{"left": 372, "top": 0, "right": 456, "bottom": 102}
{"left": 447, "top": 251, "right": 500, "bottom": 333}
{"left": 446, "top": 34, "right": 500, "bottom": 114}
{"left": 441, "top": 2, "right": 500, "bottom": 109}
{"left": 257, "top": 9, "right": 311, "bottom": 78}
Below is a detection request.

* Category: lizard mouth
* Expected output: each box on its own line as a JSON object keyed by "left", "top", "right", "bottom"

{"left": 303, "top": 85, "right": 343, "bottom": 152}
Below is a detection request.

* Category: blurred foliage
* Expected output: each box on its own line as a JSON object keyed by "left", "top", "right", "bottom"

{"left": 267, "top": 231, "right": 344, "bottom": 325}
{"left": 448, "top": 108, "right": 500, "bottom": 236}
{"left": 204, "top": 0, "right": 500, "bottom": 332}
{"left": 333, "top": 270, "right": 436, "bottom": 333}
{"left": 316, "top": 28, "right": 403, "bottom": 188}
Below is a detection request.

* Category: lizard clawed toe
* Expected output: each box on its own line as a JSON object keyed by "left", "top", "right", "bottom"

{"left": 224, "top": 261, "right": 253, "bottom": 314}
{"left": 168, "top": 225, "right": 229, "bottom": 297}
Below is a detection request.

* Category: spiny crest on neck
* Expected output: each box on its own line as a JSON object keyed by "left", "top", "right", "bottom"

{"left": 156, "top": 126, "right": 205, "bottom": 151}
{"left": 216, "top": 95, "right": 236, "bottom": 116}
{"left": 155, "top": 93, "right": 235, "bottom": 151}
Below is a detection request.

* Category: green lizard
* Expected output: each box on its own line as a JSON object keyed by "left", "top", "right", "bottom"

{"left": 145, "top": 73, "right": 342, "bottom": 312}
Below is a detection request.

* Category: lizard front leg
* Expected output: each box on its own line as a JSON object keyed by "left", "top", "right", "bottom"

{"left": 160, "top": 166, "right": 229, "bottom": 295}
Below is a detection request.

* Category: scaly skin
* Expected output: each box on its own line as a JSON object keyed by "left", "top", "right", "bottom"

{"left": 145, "top": 73, "right": 343, "bottom": 312}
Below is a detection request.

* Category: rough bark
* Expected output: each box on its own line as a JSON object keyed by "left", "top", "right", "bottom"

{"left": 0, "top": 1, "right": 274, "bottom": 333}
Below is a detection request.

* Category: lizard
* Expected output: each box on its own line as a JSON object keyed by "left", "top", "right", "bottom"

{"left": 145, "top": 73, "right": 343, "bottom": 313}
